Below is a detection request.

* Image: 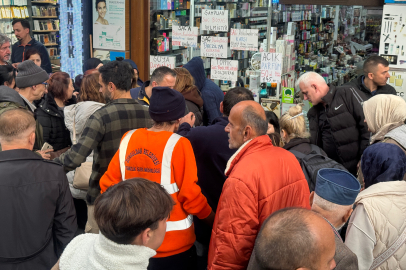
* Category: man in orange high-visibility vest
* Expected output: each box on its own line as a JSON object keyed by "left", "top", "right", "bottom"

{"left": 100, "top": 86, "right": 215, "bottom": 270}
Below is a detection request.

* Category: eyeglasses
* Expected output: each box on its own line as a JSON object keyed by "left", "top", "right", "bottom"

{"left": 41, "top": 82, "right": 48, "bottom": 88}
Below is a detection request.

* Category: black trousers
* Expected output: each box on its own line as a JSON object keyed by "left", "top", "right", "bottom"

{"left": 148, "top": 246, "right": 197, "bottom": 270}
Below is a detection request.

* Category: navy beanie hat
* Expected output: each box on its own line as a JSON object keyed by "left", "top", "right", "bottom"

{"left": 361, "top": 143, "right": 406, "bottom": 188}
{"left": 149, "top": 87, "right": 185, "bottom": 122}
{"left": 83, "top": 58, "right": 103, "bottom": 73}
{"left": 123, "top": 59, "right": 138, "bottom": 71}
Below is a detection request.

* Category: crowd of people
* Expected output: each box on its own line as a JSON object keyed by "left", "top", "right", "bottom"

{"left": 0, "top": 27, "right": 405, "bottom": 270}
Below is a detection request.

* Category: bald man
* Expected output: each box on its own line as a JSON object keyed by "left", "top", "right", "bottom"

{"left": 0, "top": 109, "right": 76, "bottom": 269}
{"left": 248, "top": 208, "right": 336, "bottom": 270}
{"left": 208, "top": 101, "right": 311, "bottom": 270}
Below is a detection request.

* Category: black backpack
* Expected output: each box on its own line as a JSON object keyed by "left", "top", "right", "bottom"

{"left": 290, "top": 145, "right": 348, "bottom": 192}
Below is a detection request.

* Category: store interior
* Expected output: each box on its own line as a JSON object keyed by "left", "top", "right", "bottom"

{"left": 149, "top": 0, "right": 396, "bottom": 117}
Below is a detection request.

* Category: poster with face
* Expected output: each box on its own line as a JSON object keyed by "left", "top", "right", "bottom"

{"left": 93, "top": 0, "right": 125, "bottom": 51}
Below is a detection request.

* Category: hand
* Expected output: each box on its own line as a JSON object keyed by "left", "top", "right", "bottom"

{"left": 36, "top": 149, "right": 54, "bottom": 160}
{"left": 96, "top": 63, "right": 103, "bottom": 70}
{"left": 180, "top": 112, "right": 195, "bottom": 127}
{"left": 12, "top": 62, "right": 20, "bottom": 69}
{"left": 201, "top": 211, "right": 216, "bottom": 227}
{"left": 72, "top": 91, "right": 79, "bottom": 98}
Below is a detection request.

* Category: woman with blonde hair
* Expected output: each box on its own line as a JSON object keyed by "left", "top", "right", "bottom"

{"left": 173, "top": 67, "right": 204, "bottom": 126}
{"left": 358, "top": 94, "right": 406, "bottom": 186}
{"left": 280, "top": 104, "right": 322, "bottom": 153}
{"left": 280, "top": 104, "right": 329, "bottom": 191}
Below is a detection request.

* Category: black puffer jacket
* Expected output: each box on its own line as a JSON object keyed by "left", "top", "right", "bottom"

{"left": 308, "top": 85, "right": 370, "bottom": 175}
{"left": 345, "top": 75, "right": 397, "bottom": 100}
{"left": 36, "top": 93, "right": 72, "bottom": 151}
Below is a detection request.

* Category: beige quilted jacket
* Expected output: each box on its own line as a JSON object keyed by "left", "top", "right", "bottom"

{"left": 355, "top": 181, "right": 406, "bottom": 270}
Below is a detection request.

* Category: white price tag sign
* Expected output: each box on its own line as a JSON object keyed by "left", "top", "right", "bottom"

{"left": 201, "top": 10, "right": 229, "bottom": 32}
{"left": 172, "top": 26, "right": 198, "bottom": 48}
{"left": 150, "top": 56, "right": 176, "bottom": 75}
{"left": 211, "top": 59, "right": 238, "bottom": 82}
{"left": 201, "top": 36, "right": 228, "bottom": 58}
{"left": 260, "top": 53, "right": 282, "bottom": 83}
{"left": 230, "top": 28, "right": 259, "bottom": 51}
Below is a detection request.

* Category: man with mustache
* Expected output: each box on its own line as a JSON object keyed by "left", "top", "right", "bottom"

{"left": 0, "top": 34, "right": 11, "bottom": 66}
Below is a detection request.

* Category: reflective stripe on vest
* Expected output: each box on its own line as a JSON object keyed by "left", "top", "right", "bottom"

{"left": 118, "top": 131, "right": 193, "bottom": 232}
{"left": 119, "top": 129, "right": 137, "bottom": 181}
{"left": 160, "top": 133, "right": 182, "bottom": 194}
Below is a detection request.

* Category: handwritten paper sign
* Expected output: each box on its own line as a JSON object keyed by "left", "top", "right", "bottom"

{"left": 201, "top": 36, "right": 228, "bottom": 58}
{"left": 211, "top": 59, "right": 238, "bottom": 81}
{"left": 230, "top": 28, "right": 259, "bottom": 51}
{"left": 150, "top": 56, "right": 176, "bottom": 75}
{"left": 260, "top": 53, "right": 282, "bottom": 83}
{"left": 201, "top": 10, "right": 229, "bottom": 32}
{"left": 172, "top": 26, "right": 198, "bottom": 47}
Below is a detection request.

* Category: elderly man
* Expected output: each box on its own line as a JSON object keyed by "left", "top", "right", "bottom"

{"left": 248, "top": 208, "right": 336, "bottom": 270}
{"left": 177, "top": 87, "right": 254, "bottom": 268}
{"left": 208, "top": 100, "right": 310, "bottom": 270}
{"left": 297, "top": 71, "right": 369, "bottom": 176}
{"left": 346, "top": 56, "right": 396, "bottom": 99}
{"left": 0, "top": 34, "right": 11, "bottom": 66}
{"left": 0, "top": 60, "right": 49, "bottom": 157}
{"left": 310, "top": 168, "right": 360, "bottom": 270}
{"left": 0, "top": 109, "right": 76, "bottom": 270}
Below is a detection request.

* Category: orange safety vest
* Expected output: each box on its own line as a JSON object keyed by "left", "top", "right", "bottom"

{"left": 113, "top": 129, "right": 211, "bottom": 257}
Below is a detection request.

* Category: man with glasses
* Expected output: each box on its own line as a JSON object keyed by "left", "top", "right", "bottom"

{"left": 10, "top": 60, "right": 50, "bottom": 157}
{"left": 0, "top": 34, "right": 11, "bottom": 66}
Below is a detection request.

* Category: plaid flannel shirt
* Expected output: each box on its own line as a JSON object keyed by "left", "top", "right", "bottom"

{"left": 54, "top": 99, "right": 152, "bottom": 205}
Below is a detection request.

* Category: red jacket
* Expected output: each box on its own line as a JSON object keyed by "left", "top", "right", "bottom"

{"left": 208, "top": 135, "right": 310, "bottom": 270}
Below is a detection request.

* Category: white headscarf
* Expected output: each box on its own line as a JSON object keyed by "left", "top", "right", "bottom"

{"left": 363, "top": 94, "right": 406, "bottom": 143}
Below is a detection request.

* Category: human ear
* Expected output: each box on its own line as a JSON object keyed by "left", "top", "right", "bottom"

{"left": 141, "top": 228, "right": 153, "bottom": 246}
{"left": 343, "top": 207, "right": 353, "bottom": 224}
{"left": 28, "top": 132, "right": 35, "bottom": 147}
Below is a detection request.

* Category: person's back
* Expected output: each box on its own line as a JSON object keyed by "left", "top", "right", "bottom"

{"left": 346, "top": 143, "right": 406, "bottom": 270}
{"left": 177, "top": 87, "right": 254, "bottom": 251}
{"left": 64, "top": 71, "right": 106, "bottom": 200}
{"left": 55, "top": 178, "right": 174, "bottom": 270}
{"left": 183, "top": 57, "right": 223, "bottom": 125}
{"left": 0, "top": 109, "right": 76, "bottom": 270}
{"left": 100, "top": 87, "right": 214, "bottom": 270}
{"left": 208, "top": 101, "right": 310, "bottom": 270}
{"left": 54, "top": 61, "right": 151, "bottom": 205}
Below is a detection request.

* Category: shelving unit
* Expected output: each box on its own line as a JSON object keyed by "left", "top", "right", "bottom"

{"left": 30, "top": 0, "right": 60, "bottom": 70}
{"left": 0, "top": 1, "right": 30, "bottom": 45}
{"left": 150, "top": 0, "right": 191, "bottom": 67}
